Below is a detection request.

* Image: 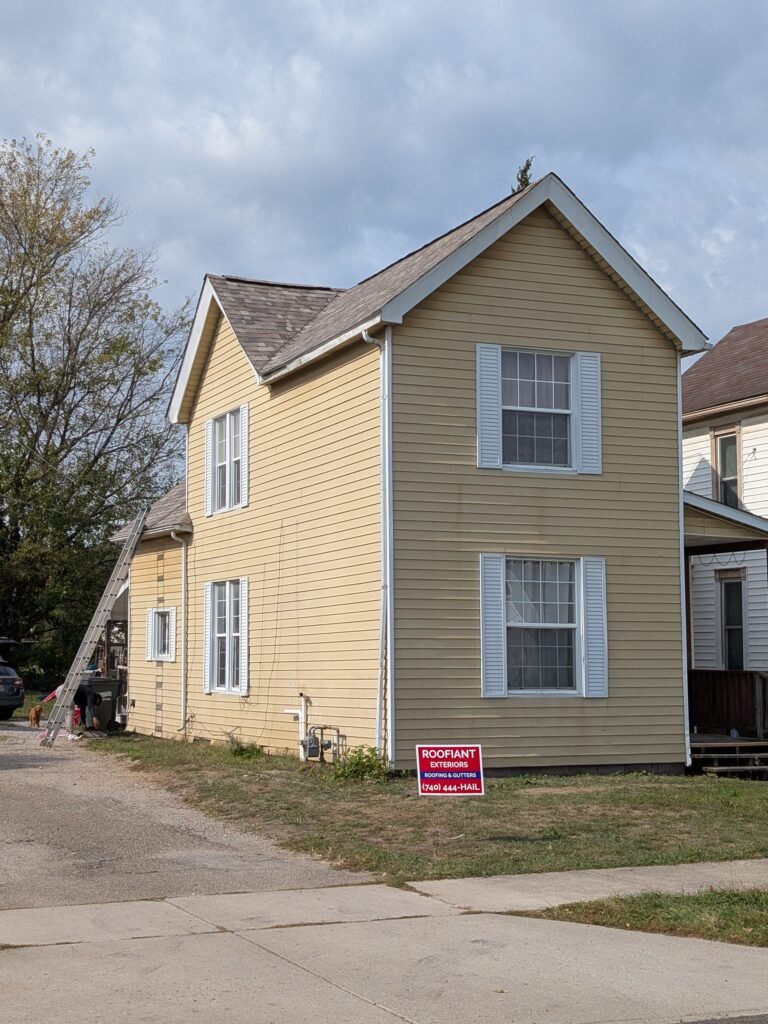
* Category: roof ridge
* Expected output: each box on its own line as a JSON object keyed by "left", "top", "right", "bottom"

{"left": 730, "top": 315, "right": 768, "bottom": 332}
{"left": 354, "top": 177, "right": 543, "bottom": 288}
{"left": 262, "top": 179, "right": 545, "bottom": 370}
{"left": 210, "top": 274, "right": 344, "bottom": 293}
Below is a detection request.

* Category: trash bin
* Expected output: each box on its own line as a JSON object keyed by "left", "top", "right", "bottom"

{"left": 82, "top": 678, "right": 125, "bottom": 731}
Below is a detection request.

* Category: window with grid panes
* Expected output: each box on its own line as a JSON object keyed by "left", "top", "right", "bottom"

{"left": 213, "top": 580, "right": 241, "bottom": 691}
{"left": 213, "top": 409, "right": 242, "bottom": 512}
{"left": 505, "top": 558, "right": 576, "bottom": 691}
{"left": 501, "top": 351, "right": 571, "bottom": 467}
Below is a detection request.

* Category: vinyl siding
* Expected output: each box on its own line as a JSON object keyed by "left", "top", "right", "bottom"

{"left": 682, "top": 427, "right": 712, "bottom": 496}
{"left": 391, "top": 206, "right": 685, "bottom": 769}
{"left": 127, "top": 537, "right": 183, "bottom": 736}
{"left": 741, "top": 412, "right": 768, "bottom": 516}
{"left": 160, "top": 317, "right": 381, "bottom": 752}
{"left": 686, "top": 411, "right": 768, "bottom": 671}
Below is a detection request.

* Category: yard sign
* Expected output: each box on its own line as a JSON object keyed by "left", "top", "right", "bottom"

{"left": 416, "top": 745, "right": 484, "bottom": 796}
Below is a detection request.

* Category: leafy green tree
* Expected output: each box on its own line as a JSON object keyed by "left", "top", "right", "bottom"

{"left": 0, "top": 135, "right": 188, "bottom": 686}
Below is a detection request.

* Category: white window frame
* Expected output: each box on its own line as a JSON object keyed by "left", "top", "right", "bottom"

{"left": 205, "top": 404, "right": 249, "bottom": 516}
{"left": 146, "top": 607, "right": 176, "bottom": 663}
{"left": 504, "top": 558, "right": 582, "bottom": 695}
{"left": 501, "top": 349, "right": 575, "bottom": 472}
{"left": 203, "top": 578, "right": 249, "bottom": 696}
{"left": 480, "top": 553, "right": 607, "bottom": 699}
{"left": 476, "top": 345, "right": 601, "bottom": 476}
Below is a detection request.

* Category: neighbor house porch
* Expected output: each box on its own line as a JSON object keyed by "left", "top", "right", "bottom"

{"left": 684, "top": 491, "right": 768, "bottom": 740}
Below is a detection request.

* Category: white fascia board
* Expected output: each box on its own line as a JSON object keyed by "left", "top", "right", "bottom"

{"left": 684, "top": 490, "right": 768, "bottom": 535}
{"left": 262, "top": 315, "right": 383, "bottom": 382}
{"left": 381, "top": 173, "right": 708, "bottom": 354}
{"left": 168, "top": 278, "right": 225, "bottom": 424}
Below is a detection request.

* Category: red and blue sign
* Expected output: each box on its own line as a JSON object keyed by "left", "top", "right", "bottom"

{"left": 416, "top": 744, "right": 484, "bottom": 796}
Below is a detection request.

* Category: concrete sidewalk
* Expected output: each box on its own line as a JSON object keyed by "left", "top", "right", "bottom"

{"left": 2, "top": 881, "right": 768, "bottom": 1024}
{"left": 409, "top": 857, "right": 768, "bottom": 911}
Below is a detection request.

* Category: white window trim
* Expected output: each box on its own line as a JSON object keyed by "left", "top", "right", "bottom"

{"left": 205, "top": 404, "right": 249, "bottom": 516}
{"left": 476, "top": 345, "right": 601, "bottom": 476}
{"left": 500, "top": 348, "right": 576, "bottom": 472}
{"left": 480, "top": 554, "right": 607, "bottom": 699}
{"left": 505, "top": 559, "right": 584, "bottom": 697}
{"left": 204, "top": 578, "right": 249, "bottom": 696}
{"left": 146, "top": 607, "right": 177, "bottom": 663}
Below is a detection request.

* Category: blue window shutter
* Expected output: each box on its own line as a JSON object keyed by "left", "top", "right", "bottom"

{"left": 239, "top": 577, "right": 249, "bottom": 696}
{"left": 476, "top": 345, "right": 502, "bottom": 468}
{"left": 239, "top": 404, "right": 249, "bottom": 508}
{"left": 480, "top": 554, "right": 507, "bottom": 697}
{"left": 582, "top": 557, "right": 608, "bottom": 697}
{"left": 203, "top": 583, "right": 213, "bottom": 694}
{"left": 204, "top": 420, "right": 214, "bottom": 516}
{"left": 576, "top": 352, "right": 602, "bottom": 474}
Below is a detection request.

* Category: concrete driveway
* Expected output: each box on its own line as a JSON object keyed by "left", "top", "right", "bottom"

{"left": 2, "top": 725, "right": 768, "bottom": 1024}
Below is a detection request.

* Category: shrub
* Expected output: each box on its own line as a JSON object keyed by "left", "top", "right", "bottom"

{"left": 333, "top": 745, "right": 390, "bottom": 782}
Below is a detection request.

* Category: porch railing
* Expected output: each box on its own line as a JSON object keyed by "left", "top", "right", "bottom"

{"left": 689, "top": 669, "right": 768, "bottom": 739}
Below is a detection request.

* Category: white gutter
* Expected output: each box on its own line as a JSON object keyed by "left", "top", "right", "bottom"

{"left": 677, "top": 361, "right": 692, "bottom": 767}
{"left": 170, "top": 530, "right": 189, "bottom": 733}
{"left": 383, "top": 328, "right": 395, "bottom": 765}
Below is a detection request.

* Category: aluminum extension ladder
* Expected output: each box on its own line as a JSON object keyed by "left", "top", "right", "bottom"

{"left": 40, "top": 507, "right": 148, "bottom": 747}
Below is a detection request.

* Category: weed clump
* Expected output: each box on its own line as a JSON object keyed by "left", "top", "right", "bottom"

{"left": 333, "top": 745, "right": 390, "bottom": 782}
{"left": 227, "top": 735, "right": 263, "bottom": 760}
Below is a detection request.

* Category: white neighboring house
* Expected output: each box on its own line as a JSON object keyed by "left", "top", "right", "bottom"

{"left": 683, "top": 317, "right": 768, "bottom": 675}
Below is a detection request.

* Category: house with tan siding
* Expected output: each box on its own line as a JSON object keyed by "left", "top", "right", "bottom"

{"left": 113, "top": 174, "right": 768, "bottom": 771}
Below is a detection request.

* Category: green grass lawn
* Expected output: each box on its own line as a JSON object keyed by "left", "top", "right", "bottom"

{"left": 91, "top": 734, "right": 768, "bottom": 886}
{"left": 537, "top": 889, "right": 768, "bottom": 947}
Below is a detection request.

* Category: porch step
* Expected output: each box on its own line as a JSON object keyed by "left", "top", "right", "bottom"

{"left": 692, "top": 751, "right": 768, "bottom": 761}
{"left": 702, "top": 765, "right": 768, "bottom": 776}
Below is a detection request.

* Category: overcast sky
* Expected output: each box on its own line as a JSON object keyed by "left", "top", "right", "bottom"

{"left": 3, "top": 0, "right": 767, "bottom": 345}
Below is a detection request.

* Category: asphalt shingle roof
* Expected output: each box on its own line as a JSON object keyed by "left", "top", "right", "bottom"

{"left": 207, "top": 275, "right": 342, "bottom": 369}
{"left": 205, "top": 182, "right": 539, "bottom": 377}
{"left": 112, "top": 481, "right": 190, "bottom": 543}
{"left": 683, "top": 317, "right": 768, "bottom": 415}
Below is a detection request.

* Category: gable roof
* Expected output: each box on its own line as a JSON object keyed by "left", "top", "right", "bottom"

{"left": 111, "top": 482, "right": 190, "bottom": 543}
{"left": 207, "top": 276, "right": 342, "bottom": 369}
{"left": 683, "top": 316, "right": 768, "bottom": 418}
{"left": 170, "top": 173, "right": 708, "bottom": 422}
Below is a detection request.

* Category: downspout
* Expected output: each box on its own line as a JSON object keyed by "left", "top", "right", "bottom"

{"left": 677, "top": 358, "right": 692, "bottom": 766}
{"left": 362, "top": 329, "right": 388, "bottom": 756}
{"left": 170, "top": 531, "right": 188, "bottom": 733}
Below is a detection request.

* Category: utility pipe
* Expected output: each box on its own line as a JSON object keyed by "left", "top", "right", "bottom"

{"left": 170, "top": 530, "right": 188, "bottom": 733}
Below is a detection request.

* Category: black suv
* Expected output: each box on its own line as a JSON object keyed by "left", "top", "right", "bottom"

{"left": 0, "top": 662, "right": 25, "bottom": 720}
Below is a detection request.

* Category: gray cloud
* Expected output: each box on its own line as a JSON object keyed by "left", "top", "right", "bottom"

{"left": 2, "top": 0, "right": 767, "bottom": 343}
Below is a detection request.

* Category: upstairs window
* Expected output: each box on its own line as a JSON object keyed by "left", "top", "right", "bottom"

{"left": 477, "top": 345, "right": 601, "bottom": 474}
{"left": 205, "top": 404, "right": 249, "bottom": 515}
{"left": 714, "top": 431, "right": 739, "bottom": 508}
{"left": 502, "top": 352, "right": 571, "bottom": 467}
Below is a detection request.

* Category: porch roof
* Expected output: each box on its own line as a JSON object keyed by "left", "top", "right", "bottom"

{"left": 684, "top": 491, "right": 768, "bottom": 554}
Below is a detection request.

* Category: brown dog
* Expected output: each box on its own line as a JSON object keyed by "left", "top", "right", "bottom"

{"left": 28, "top": 704, "right": 43, "bottom": 728}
